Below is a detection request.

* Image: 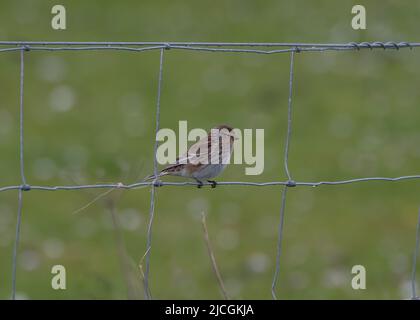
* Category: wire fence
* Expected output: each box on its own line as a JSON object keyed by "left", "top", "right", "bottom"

{"left": 0, "top": 41, "right": 419, "bottom": 300}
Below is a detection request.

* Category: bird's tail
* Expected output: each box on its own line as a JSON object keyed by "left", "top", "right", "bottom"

{"left": 143, "top": 171, "right": 169, "bottom": 182}
{"left": 143, "top": 163, "right": 185, "bottom": 182}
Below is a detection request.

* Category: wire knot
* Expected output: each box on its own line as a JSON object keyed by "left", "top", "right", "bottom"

{"left": 385, "top": 41, "right": 399, "bottom": 50}
{"left": 348, "top": 42, "right": 360, "bottom": 51}
{"left": 20, "top": 184, "right": 31, "bottom": 191}
{"left": 398, "top": 42, "right": 412, "bottom": 50}
{"left": 22, "top": 45, "right": 30, "bottom": 52}
{"left": 360, "top": 42, "right": 373, "bottom": 50}
{"left": 372, "top": 42, "right": 386, "bottom": 50}
{"left": 286, "top": 180, "right": 296, "bottom": 187}
{"left": 153, "top": 180, "right": 163, "bottom": 187}
{"left": 164, "top": 43, "right": 171, "bottom": 50}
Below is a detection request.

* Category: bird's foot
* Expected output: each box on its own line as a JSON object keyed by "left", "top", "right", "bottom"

{"left": 207, "top": 180, "right": 217, "bottom": 188}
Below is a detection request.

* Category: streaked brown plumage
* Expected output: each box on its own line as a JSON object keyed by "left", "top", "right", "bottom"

{"left": 145, "top": 124, "right": 236, "bottom": 187}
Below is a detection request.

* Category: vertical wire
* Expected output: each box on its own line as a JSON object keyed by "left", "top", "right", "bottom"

{"left": 19, "top": 48, "right": 26, "bottom": 185}
{"left": 283, "top": 50, "right": 295, "bottom": 182}
{"left": 144, "top": 48, "right": 165, "bottom": 300}
{"left": 11, "top": 48, "right": 26, "bottom": 300}
{"left": 272, "top": 49, "right": 297, "bottom": 299}
{"left": 411, "top": 207, "right": 420, "bottom": 299}
{"left": 271, "top": 186, "right": 288, "bottom": 299}
{"left": 11, "top": 190, "right": 23, "bottom": 300}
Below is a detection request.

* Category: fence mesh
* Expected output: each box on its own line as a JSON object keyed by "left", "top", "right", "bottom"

{"left": 0, "top": 41, "right": 419, "bottom": 300}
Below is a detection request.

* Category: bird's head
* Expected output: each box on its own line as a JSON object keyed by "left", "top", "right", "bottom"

{"left": 212, "top": 124, "right": 238, "bottom": 140}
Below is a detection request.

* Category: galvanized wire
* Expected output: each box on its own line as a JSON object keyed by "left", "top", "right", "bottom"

{"left": 0, "top": 40, "right": 418, "bottom": 48}
{"left": 271, "top": 185, "right": 288, "bottom": 300}
{"left": 1, "top": 41, "right": 419, "bottom": 299}
{"left": 1, "top": 175, "right": 420, "bottom": 193}
{"left": 272, "top": 49, "right": 297, "bottom": 299}
{"left": 144, "top": 48, "right": 165, "bottom": 300}
{"left": 411, "top": 208, "right": 420, "bottom": 300}
{"left": 11, "top": 48, "right": 27, "bottom": 300}
{"left": 11, "top": 189, "right": 23, "bottom": 300}
{"left": 19, "top": 49, "right": 27, "bottom": 186}
{"left": 0, "top": 41, "right": 418, "bottom": 55}
{"left": 283, "top": 50, "right": 296, "bottom": 183}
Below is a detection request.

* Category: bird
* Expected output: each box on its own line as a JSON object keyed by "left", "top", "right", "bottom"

{"left": 145, "top": 124, "right": 236, "bottom": 188}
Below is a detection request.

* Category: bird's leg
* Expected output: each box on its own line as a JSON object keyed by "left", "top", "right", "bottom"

{"left": 195, "top": 179, "right": 204, "bottom": 188}
{"left": 207, "top": 180, "right": 217, "bottom": 188}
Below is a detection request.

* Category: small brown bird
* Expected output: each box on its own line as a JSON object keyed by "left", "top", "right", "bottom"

{"left": 145, "top": 124, "right": 236, "bottom": 188}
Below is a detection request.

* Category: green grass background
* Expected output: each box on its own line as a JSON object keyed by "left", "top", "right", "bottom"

{"left": 0, "top": 0, "right": 419, "bottom": 299}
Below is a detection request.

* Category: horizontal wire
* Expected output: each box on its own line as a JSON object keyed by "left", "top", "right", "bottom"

{"left": 0, "top": 45, "right": 335, "bottom": 54}
{"left": 0, "top": 175, "right": 419, "bottom": 192}
{"left": 0, "top": 41, "right": 418, "bottom": 54}
{"left": 0, "top": 45, "right": 166, "bottom": 53}
{"left": 0, "top": 41, "right": 419, "bottom": 48}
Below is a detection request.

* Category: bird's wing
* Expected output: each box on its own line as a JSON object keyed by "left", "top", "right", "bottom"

{"left": 176, "top": 134, "right": 211, "bottom": 165}
{"left": 177, "top": 131, "right": 232, "bottom": 165}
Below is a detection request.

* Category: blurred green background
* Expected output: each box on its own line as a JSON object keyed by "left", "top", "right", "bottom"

{"left": 0, "top": 0, "right": 420, "bottom": 299}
